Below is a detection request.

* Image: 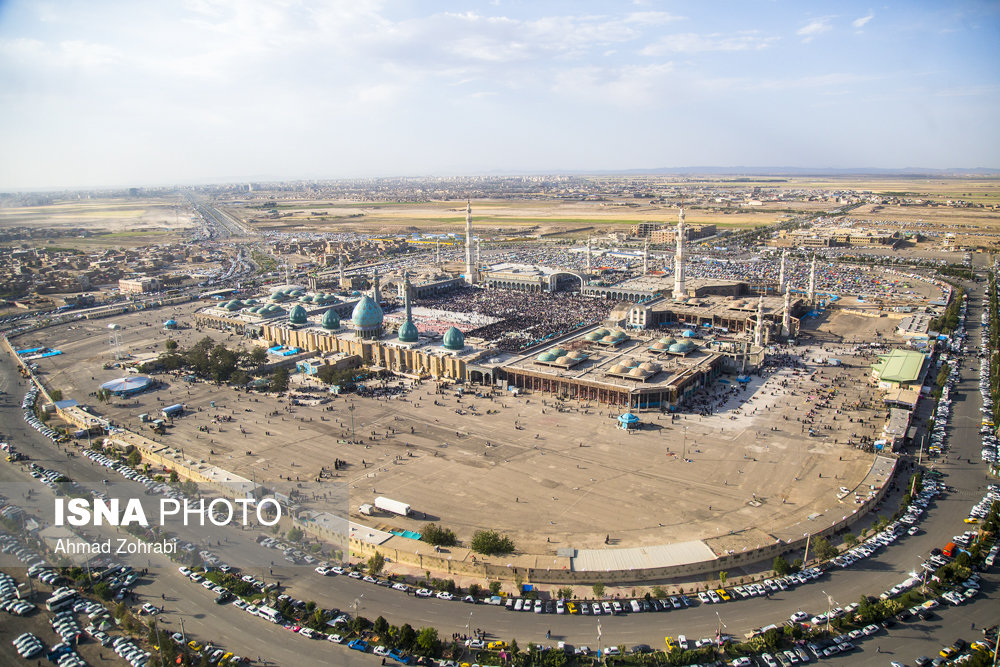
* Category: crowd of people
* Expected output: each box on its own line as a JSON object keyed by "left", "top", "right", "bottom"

{"left": 418, "top": 288, "right": 613, "bottom": 352}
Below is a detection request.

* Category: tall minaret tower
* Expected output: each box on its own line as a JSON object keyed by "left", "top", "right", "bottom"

{"left": 435, "top": 239, "right": 441, "bottom": 266}
{"left": 338, "top": 251, "right": 345, "bottom": 287}
{"left": 754, "top": 295, "right": 765, "bottom": 347}
{"left": 643, "top": 240, "right": 649, "bottom": 274}
{"left": 778, "top": 250, "right": 787, "bottom": 293}
{"left": 781, "top": 285, "right": 792, "bottom": 338}
{"left": 673, "top": 208, "right": 686, "bottom": 299}
{"left": 464, "top": 200, "right": 475, "bottom": 285}
{"left": 808, "top": 255, "right": 817, "bottom": 306}
{"left": 586, "top": 238, "right": 592, "bottom": 274}
{"left": 372, "top": 270, "right": 381, "bottom": 304}
{"left": 403, "top": 271, "right": 413, "bottom": 324}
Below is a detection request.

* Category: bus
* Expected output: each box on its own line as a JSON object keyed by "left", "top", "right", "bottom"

{"left": 45, "top": 588, "right": 78, "bottom": 612}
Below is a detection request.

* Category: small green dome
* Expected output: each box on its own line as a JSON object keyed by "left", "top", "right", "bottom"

{"left": 537, "top": 352, "right": 556, "bottom": 362}
{"left": 398, "top": 319, "right": 418, "bottom": 343}
{"left": 289, "top": 304, "right": 308, "bottom": 325}
{"left": 321, "top": 308, "right": 340, "bottom": 330}
{"left": 442, "top": 326, "right": 465, "bottom": 350}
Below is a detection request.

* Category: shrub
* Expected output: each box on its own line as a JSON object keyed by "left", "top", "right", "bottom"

{"left": 470, "top": 530, "right": 515, "bottom": 556}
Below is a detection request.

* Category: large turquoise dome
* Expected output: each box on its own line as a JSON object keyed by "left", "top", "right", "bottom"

{"left": 442, "top": 326, "right": 465, "bottom": 350}
{"left": 321, "top": 308, "right": 340, "bottom": 330}
{"left": 351, "top": 295, "right": 383, "bottom": 329}
{"left": 289, "top": 304, "right": 307, "bottom": 325}
{"left": 398, "top": 319, "right": 418, "bottom": 343}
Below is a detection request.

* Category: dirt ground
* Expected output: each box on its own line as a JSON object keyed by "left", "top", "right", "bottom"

{"left": 28, "top": 298, "right": 899, "bottom": 558}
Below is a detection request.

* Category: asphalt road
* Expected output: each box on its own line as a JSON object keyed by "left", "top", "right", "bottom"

{"left": 0, "top": 280, "right": 995, "bottom": 667}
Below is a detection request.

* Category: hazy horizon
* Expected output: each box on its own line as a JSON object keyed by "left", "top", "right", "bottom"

{"left": 2, "top": 0, "right": 999, "bottom": 190}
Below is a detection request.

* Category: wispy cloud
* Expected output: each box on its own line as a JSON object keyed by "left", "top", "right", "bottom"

{"left": 797, "top": 17, "right": 834, "bottom": 42}
{"left": 642, "top": 31, "right": 777, "bottom": 55}
{"left": 852, "top": 13, "right": 874, "bottom": 31}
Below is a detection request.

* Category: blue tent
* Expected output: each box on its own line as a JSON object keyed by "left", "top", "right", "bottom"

{"left": 618, "top": 413, "right": 641, "bottom": 429}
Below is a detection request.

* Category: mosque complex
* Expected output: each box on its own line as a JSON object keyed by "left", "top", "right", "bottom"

{"left": 196, "top": 205, "right": 814, "bottom": 412}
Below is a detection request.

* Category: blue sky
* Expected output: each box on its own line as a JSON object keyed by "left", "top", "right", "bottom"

{"left": 1, "top": 0, "right": 998, "bottom": 189}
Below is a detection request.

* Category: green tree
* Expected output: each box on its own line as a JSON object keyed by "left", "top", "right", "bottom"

{"left": 397, "top": 623, "right": 416, "bottom": 651}
{"left": 420, "top": 523, "right": 458, "bottom": 547}
{"left": 126, "top": 448, "right": 142, "bottom": 468}
{"left": 270, "top": 367, "right": 289, "bottom": 393}
{"left": 470, "top": 529, "right": 515, "bottom": 555}
{"left": 286, "top": 527, "right": 303, "bottom": 542}
{"left": 812, "top": 537, "right": 838, "bottom": 561}
{"left": 49, "top": 389, "right": 63, "bottom": 401}
{"left": 592, "top": 583, "right": 605, "bottom": 598}
{"left": 230, "top": 369, "right": 250, "bottom": 387}
{"left": 488, "top": 581, "right": 502, "bottom": 596}
{"left": 250, "top": 346, "right": 268, "bottom": 367}
{"left": 718, "top": 571, "right": 728, "bottom": 587}
{"left": 373, "top": 616, "right": 390, "bottom": 637}
{"left": 93, "top": 581, "right": 111, "bottom": 600}
{"left": 169, "top": 470, "right": 179, "bottom": 483}
{"left": 558, "top": 586, "right": 574, "bottom": 600}
{"left": 843, "top": 533, "right": 857, "bottom": 547}
{"left": 414, "top": 627, "right": 440, "bottom": 657}
{"left": 773, "top": 555, "right": 791, "bottom": 577}
{"left": 367, "top": 552, "right": 385, "bottom": 577}
{"left": 651, "top": 585, "right": 667, "bottom": 598}
{"left": 165, "top": 339, "right": 178, "bottom": 352}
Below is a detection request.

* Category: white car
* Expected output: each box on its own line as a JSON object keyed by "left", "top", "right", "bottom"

{"left": 790, "top": 611, "right": 809, "bottom": 623}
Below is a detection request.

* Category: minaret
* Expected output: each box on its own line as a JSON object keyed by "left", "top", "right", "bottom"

{"left": 808, "top": 255, "right": 817, "bottom": 306}
{"left": 754, "top": 295, "right": 765, "bottom": 347}
{"left": 372, "top": 271, "right": 381, "bottom": 304}
{"left": 643, "top": 240, "right": 649, "bottom": 274}
{"left": 338, "top": 252, "right": 344, "bottom": 287}
{"left": 781, "top": 285, "right": 792, "bottom": 338}
{"left": 586, "top": 238, "right": 592, "bottom": 273}
{"left": 403, "top": 272, "right": 412, "bottom": 319}
{"left": 435, "top": 239, "right": 441, "bottom": 265}
{"left": 673, "top": 208, "right": 686, "bottom": 299}
{"left": 464, "top": 200, "right": 475, "bottom": 285}
{"left": 778, "top": 250, "right": 787, "bottom": 293}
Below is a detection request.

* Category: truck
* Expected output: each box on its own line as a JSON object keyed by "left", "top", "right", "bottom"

{"left": 374, "top": 496, "right": 411, "bottom": 517}
{"left": 358, "top": 503, "right": 375, "bottom": 516}
{"left": 162, "top": 404, "right": 184, "bottom": 419}
{"left": 942, "top": 541, "right": 958, "bottom": 558}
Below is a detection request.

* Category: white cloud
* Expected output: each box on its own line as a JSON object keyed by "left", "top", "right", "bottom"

{"left": 642, "top": 31, "right": 778, "bottom": 55}
{"left": 552, "top": 62, "right": 675, "bottom": 105}
{"left": 852, "top": 13, "right": 874, "bottom": 30}
{"left": 797, "top": 17, "right": 834, "bottom": 42}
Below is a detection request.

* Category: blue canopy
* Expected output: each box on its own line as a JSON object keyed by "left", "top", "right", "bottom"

{"left": 618, "top": 413, "right": 640, "bottom": 424}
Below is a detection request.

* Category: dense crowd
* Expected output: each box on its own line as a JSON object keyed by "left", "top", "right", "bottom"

{"left": 418, "top": 288, "right": 613, "bottom": 352}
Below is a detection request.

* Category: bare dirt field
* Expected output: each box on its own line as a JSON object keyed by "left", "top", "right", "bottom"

{"left": 0, "top": 197, "right": 195, "bottom": 247}
{"left": 28, "top": 301, "right": 897, "bottom": 562}
{"left": 233, "top": 198, "right": 791, "bottom": 237}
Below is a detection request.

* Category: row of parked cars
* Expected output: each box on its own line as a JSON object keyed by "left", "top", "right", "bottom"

{"left": 0, "top": 569, "right": 35, "bottom": 616}
{"left": 977, "top": 293, "right": 997, "bottom": 464}
{"left": 22, "top": 386, "right": 64, "bottom": 443}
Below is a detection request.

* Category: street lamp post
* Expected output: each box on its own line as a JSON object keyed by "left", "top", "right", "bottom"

{"left": 349, "top": 402, "right": 355, "bottom": 439}
{"left": 352, "top": 593, "right": 364, "bottom": 620}
{"left": 822, "top": 590, "right": 835, "bottom": 636}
